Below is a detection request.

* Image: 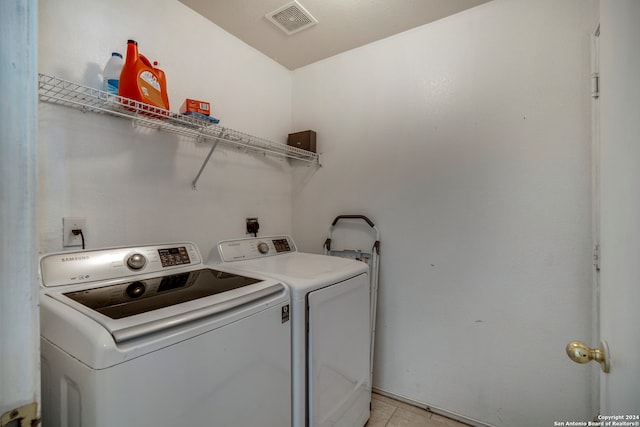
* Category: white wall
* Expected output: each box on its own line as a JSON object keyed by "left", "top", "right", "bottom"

{"left": 38, "top": 0, "right": 601, "bottom": 424}
{"left": 291, "top": 1, "right": 596, "bottom": 425}
{"left": 38, "top": 0, "right": 294, "bottom": 258}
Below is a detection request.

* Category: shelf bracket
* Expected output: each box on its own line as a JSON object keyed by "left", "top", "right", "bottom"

{"left": 192, "top": 129, "right": 224, "bottom": 190}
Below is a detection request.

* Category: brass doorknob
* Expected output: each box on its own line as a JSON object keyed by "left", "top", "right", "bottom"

{"left": 566, "top": 340, "right": 610, "bottom": 373}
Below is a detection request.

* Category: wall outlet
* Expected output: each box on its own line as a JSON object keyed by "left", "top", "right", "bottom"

{"left": 63, "top": 217, "right": 86, "bottom": 247}
{"left": 246, "top": 217, "right": 259, "bottom": 235}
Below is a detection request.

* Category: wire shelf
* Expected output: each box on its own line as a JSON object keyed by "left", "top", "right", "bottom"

{"left": 38, "top": 73, "right": 320, "bottom": 188}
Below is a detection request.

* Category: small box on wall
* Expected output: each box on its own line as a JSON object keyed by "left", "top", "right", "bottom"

{"left": 287, "top": 130, "right": 316, "bottom": 153}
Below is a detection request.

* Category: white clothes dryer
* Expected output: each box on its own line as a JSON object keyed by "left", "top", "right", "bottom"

{"left": 209, "top": 236, "right": 371, "bottom": 427}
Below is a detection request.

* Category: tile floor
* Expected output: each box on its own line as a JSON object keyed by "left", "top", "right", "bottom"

{"left": 366, "top": 393, "right": 471, "bottom": 427}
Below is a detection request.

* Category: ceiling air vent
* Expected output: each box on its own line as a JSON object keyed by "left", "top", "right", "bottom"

{"left": 266, "top": 0, "right": 318, "bottom": 35}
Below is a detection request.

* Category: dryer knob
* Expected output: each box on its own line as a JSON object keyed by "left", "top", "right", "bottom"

{"left": 257, "top": 242, "right": 269, "bottom": 254}
{"left": 127, "top": 253, "right": 147, "bottom": 270}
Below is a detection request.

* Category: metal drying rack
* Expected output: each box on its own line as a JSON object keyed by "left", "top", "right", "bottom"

{"left": 38, "top": 73, "right": 321, "bottom": 189}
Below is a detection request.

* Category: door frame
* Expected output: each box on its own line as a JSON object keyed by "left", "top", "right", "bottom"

{"left": 590, "top": 22, "right": 601, "bottom": 417}
{"left": 597, "top": 0, "right": 640, "bottom": 413}
{"left": 0, "top": 0, "right": 41, "bottom": 421}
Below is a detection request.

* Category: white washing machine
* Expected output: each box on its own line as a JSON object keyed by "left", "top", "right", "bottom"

{"left": 209, "top": 235, "right": 371, "bottom": 427}
{"left": 40, "top": 242, "right": 291, "bottom": 427}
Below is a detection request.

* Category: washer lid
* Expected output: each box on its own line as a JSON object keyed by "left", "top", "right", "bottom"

{"left": 44, "top": 267, "right": 286, "bottom": 343}
{"left": 40, "top": 271, "right": 288, "bottom": 368}
{"left": 63, "top": 268, "right": 261, "bottom": 319}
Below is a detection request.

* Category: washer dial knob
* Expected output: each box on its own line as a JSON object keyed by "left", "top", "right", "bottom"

{"left": 257, "top": 242, "right": 269, "bottom": 254}
{"left": 126, "top": 281, "right": 146, "bottom": 298}
{"left": 127, "top": 253, "right": 147, "bottom": 270}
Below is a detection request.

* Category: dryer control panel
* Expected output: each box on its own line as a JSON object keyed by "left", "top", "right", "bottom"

{"left": 215, "top": 236, "right": 297, "bottom": 262}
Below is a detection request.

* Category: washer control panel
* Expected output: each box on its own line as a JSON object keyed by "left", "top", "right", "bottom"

{"left": 158, "top": 246, "right": 192, "bottom": 267}
{"left": 216, "top": 236, "right": 296, "bottom": 262}
{"left": 40, "top": 242, "right": 202, "bottom": 287}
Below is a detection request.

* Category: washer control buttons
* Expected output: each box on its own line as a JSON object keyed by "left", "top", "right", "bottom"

{"left": 126, "top": 253, "right": 147, "bottom": 270}
{"left": 257, "top": 242, "right": 269, "bottom": 254}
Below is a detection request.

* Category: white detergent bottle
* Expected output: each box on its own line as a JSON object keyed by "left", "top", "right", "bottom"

{"left": 103, "top": 52, "right": 123, "bottom": 95}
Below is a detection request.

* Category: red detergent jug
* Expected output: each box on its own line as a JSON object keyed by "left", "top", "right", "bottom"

{"left": 118, "top": 40, "right": 170, "bottom": 111}
{"left": 153, "top": 61, "right": 170, "bottom": 111}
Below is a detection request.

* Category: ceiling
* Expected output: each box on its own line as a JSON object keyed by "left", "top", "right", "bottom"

{"left": 179, "top": 0, "right": 492, "bottom": 70}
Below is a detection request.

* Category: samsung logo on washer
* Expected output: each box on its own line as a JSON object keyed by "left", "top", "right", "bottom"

{"left": 61, "top": 256, "right": 90, "bottom": 262}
